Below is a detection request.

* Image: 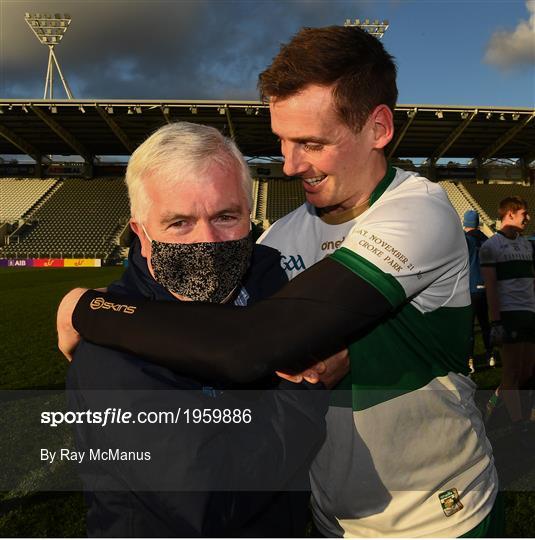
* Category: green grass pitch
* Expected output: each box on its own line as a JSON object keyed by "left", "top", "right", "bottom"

{"left": 0, "top": 267, "right": 533, "bottom": 537}
{"left": 1, "top": 267, "right": 122, "bottom": 537}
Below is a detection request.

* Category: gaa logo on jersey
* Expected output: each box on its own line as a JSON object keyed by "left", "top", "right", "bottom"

{"left": 281, "top": 254, "right": 306, "bottom": 272}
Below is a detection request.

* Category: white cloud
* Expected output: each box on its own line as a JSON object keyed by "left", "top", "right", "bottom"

{"left": 484, "top": 0, "right": 535, "bottom": 68}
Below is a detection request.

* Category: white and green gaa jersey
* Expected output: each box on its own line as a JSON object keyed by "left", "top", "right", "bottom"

{"left": 479, "top": 231, "right": 535, "bottom": 313}
{"left": 259, "top": 167, "right": 497, "bottom": 538}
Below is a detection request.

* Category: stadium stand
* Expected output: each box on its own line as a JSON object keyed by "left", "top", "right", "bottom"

{"left": 0, "top": 100, "right": 532, "bottom": 260}
{"left": 0, "top": 177, "right": 129, "bottom": 259}
{"left": 251, "top": 178, "right": 260, "bottom": 220}
{"left": 439, "top": 181, "right": 494, "bottom": 235}
{"left": 254, "top": 179, "right": 269, "bottom": 227}
{"left": 461, "top": 183, "right": 535, "bottom": 236}
{"left": 0, "top": 178, "right": 58, "bottom": 222}
{"left": 457, "top": 183, "right": 495, "bottom": 225}
{"left": 265, "top": 179, "right": 305, "bottom": 224}
{"left": 1, "top": 175, "right": 532, "bottom": 260}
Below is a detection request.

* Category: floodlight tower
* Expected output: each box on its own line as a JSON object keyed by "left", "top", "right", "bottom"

{"left": 344, "top": 18, "right": 389, "bottom": 39}
{"left": 25, "top": 12, "right": 74, "bottom": 99}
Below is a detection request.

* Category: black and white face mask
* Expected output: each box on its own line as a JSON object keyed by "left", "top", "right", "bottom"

{"left": 142, "top": 226, "right": 253, "bottom": 303}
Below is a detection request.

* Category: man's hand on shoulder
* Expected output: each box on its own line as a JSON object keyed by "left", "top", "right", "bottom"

{"left": 276, "top": 348, "right": 350, "bottom": 389}
{"left": 57, "top": 287, "right": 90, "bottom": 361}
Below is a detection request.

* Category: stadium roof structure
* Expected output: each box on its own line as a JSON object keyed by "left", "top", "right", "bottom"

{"left": 0, "top": 99, "right": 533, "bottom": 165}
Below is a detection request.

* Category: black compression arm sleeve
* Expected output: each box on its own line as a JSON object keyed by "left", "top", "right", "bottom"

{"left": 73, "top": 258, "right": 393, "bottom": 383}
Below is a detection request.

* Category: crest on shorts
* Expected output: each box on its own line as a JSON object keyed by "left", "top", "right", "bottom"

{"left": 438, "top": 488, "right": 464, "bottom": 517}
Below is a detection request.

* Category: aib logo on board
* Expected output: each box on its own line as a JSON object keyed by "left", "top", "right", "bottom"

{"left": 281, "top": 255, "right": 306, "bottom": 272}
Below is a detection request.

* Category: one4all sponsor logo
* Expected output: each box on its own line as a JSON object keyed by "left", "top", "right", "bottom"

{"left": 280, "top": 254, "right": 306, "bottom": 272}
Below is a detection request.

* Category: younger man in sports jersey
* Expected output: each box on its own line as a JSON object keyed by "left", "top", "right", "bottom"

{"left": 480, "top": 197, "right": 535, "bottom": 428}
{"left": 58, "top": 26, "right": 500, "bottom": 537}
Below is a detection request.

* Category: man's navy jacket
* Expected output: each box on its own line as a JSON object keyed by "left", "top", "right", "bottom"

{"left": 67, "top": 238, "right": 329, "bottom": 537}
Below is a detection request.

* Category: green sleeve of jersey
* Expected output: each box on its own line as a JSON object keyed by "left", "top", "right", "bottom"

{"left": 330, "top": 247, "right": 406, "bottom": 308}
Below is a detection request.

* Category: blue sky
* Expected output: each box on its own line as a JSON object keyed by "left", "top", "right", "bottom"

{"left": 1, "top": 0, "right": 534, "bottom": 107}
{"left": 383, "top": 0, "right": 534, "bottom": 107}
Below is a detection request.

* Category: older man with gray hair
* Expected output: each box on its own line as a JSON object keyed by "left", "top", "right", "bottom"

{"left": 65, "top": 121, "right": 330, "bottom": 537}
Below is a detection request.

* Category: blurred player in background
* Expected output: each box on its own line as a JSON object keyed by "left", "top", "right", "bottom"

{"left": 463, "top": 209, "right": 494, "bottom": 373}
{"left": 481, "top": 197, "right": 535, "bottom": 435}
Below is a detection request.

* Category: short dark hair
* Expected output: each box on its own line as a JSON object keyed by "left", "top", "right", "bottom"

{"left": 498, "top": 196, "right": 528, "bottom": 220}
{"left": 258, "top": 25, "right": 398, "bottom": 133}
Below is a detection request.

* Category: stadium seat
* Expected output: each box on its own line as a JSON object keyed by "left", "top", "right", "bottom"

{"left": 0, "top": 178, "right": 58, "bottom": 222}
{"left": 0, "top": 177, "right": 130, "bottom": 260}
{"left": 266, "top": 178, "right": 305, "bottom": 224}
